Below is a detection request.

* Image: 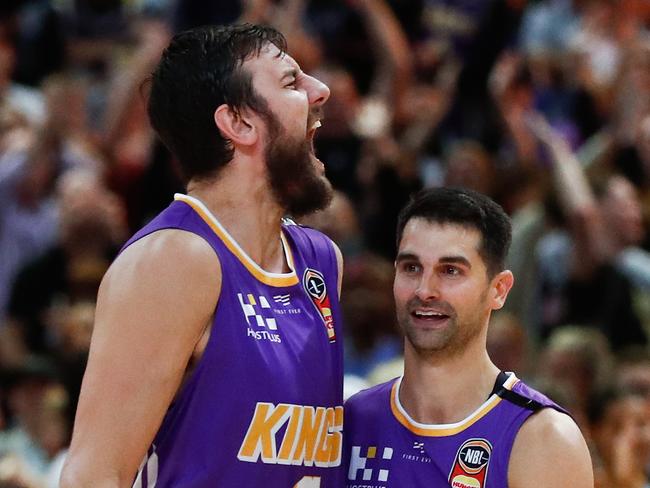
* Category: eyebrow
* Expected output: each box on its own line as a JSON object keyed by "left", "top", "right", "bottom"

{"left": 439, "top": 256, "right": 471, "bottom": 268}
{"left": 395, "top": 252, "right": 419, "bottom": 264}
{"left": 395, "top": 252, "right": 471, "bottom": 268}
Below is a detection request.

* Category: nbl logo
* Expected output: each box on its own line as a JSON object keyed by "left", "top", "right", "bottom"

{"left": 448, "top": 438, "right": 492, "bottom": 488}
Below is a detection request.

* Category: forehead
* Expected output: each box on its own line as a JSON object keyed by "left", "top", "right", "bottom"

{"left": 242, "top": 44, "right": 298, "bottom": 81}
{"left": 399, "top": 218, "right": 483, "bottom": 262}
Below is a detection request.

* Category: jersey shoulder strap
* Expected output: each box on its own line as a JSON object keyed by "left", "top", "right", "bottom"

{"left": 491, "top": 371, "right": 546, "bottom": 412}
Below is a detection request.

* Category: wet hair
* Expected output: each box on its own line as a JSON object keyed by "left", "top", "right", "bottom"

{"left": 146, "top": 23, "right": 287, "bottom": 182}
{"left": 396, "top": 187, "right": 512, "bottom": 276}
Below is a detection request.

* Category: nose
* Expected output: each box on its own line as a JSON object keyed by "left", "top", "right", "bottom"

{"left": 306, "top": 74, "right": 330, "bottom": 107}
{"left": 415, "top": 271, "right": 440, "bottom": 302}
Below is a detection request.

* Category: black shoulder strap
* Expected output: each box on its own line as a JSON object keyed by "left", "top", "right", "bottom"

{"left": 490, "top": 371, "right": 545, "bottom": 412}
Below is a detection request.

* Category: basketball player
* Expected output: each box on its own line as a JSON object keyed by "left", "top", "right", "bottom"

{"left": 60, "top": 24, "right": 345, "bottom": 487}
{"left": 343, "top": 188, "right": 593, "bottom": 487}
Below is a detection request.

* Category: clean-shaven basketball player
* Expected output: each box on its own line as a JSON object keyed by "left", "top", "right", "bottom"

{"left": 344, "top": 188, "right": 593, "bottom": 487}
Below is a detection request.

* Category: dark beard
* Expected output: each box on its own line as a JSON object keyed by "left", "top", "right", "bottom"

{"left": 264, "top": 113, "right": 333, "bottom": 218}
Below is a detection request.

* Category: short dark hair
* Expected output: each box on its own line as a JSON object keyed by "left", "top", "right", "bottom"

{"left": 396, "top": 187, "right": 512, "bottom": 276}
{"left": 147, "top": 24, "right": 287, "bottom": 182}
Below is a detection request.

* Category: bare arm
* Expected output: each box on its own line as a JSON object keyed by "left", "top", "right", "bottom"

{"left": 527, "top": 113, "right": 614, "bottom": 276}
{"left": 509, "top": 409, "right": 594, "bottom": 488}
{"left": 102, "top": 19, "right": 170, "bottom": 153}
{"left": 60, "top": 230, "right": 220, "bottom": 487}
{"left": 489, "top": 51, "right": 539, "bottom": 166}
{"left": 398, "top": 60, "right": 460, "bottom": 156}
{"left": 526, "top": 113, "right": 596, "bottom": 215}
{"left": 349, "top": 0, "right": 412, "bottom": 117}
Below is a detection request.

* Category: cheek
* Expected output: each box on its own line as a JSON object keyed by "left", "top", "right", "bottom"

{"left": 283, "top": 91, "right": 309, "bottom": 115}
{"left": 393, "top": 277, "right": 414, "bottom": 303}
{"left": 449, "top": 281, "right": 489, "bottom": 309}
{"left": 443, "top": 277, "right": 475, "bottom": 295}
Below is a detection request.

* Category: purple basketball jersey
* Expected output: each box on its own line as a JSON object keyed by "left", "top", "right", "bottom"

{"left": 122, "top": 195, "right": 344, "bottom": 487}
{"left": 343, "top": 373, "right": 567, "bottom": 488}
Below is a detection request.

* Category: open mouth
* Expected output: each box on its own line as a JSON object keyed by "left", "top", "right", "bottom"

{"left": 307, "top": 120, "right": 321, "bottom": 151}
{"left": 307, "top": 120, "right": 323, "bottom": 167}
{"left": 411, "top": 310, "right": 451, "bottom": 325}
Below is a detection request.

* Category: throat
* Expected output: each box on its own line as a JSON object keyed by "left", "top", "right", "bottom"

{"left": 399, "top": 356, "right": 501, "bottom": 425}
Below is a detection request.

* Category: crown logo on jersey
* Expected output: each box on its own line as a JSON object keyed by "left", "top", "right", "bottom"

{"left": 302, "top": 268, "right": 336, "bottom": 343}
{"left": 448, "top": 438, "right": 492, "bottom": 488}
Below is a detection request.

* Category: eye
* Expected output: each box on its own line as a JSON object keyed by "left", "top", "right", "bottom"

{"left": 441, "top": 266, "right": 461, "bottom": 276}
{"left": 401, "top": 262, "right": 421, "bottom": 274}
{"left": 285, "top": 80, "right": 297, "bottom": 90}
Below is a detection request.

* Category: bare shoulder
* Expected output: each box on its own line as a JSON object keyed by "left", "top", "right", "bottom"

{"left": 105, "top": 229, "right": 220, "bottom": 296}
{"left": 111, "top": 228, "right": 219, "bottom": 277}
{"left": 509, "top": 408, "right": 594, "bottom": 488}
{"left": 95, "top": 228, "right": 222, "bottom": 354}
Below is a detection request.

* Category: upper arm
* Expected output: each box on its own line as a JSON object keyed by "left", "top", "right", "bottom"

{"left": 509, "top": 408, "right": 593, "bottom": 488}
{"left": 332, "top": 240, "right": 344, "bottom": 299}
{"left": 61, "top": 230, "right": 221, "bottom": 487}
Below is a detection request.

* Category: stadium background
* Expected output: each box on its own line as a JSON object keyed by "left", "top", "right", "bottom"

{"left": 0, "top": 0, "right": 649, "bottom": 485}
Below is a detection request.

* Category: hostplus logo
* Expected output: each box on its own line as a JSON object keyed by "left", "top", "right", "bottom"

{"left": 238, "top": 293, "right": 282, "bottom": 343}
{"left": 347, "top": 445, "right": 393, "bottom": 488}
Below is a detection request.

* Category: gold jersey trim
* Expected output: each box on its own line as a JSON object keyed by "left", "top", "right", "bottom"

{"left": 390, "top": 373, "right": 519, "bottom": 437}
{"left": 174, "top": 194, "right": 299, "bottom": 287}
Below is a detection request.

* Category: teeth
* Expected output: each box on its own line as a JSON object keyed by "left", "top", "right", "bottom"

{"left": 312, "top": 120, "right": 322, "bottom": 129}
{"left": 414, "top": 311, "right": 444, "bottom": 317}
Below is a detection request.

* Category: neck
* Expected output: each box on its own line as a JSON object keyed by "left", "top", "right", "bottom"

{"left": 186, "top": 164, "right": 288, "bottom": 274}
{"left": 399, "top": 334, "right": 500, "bottom": 425}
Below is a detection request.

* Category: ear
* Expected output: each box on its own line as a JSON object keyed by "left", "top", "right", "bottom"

{"left": 490, "top": 270, "right": 514, "bottom": 310}
{"left": 214, "top": 104, "right": 257, "bottom": 147}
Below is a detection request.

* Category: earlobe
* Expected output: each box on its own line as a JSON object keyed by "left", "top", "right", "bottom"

{"left": 214, "top": 104, "right": 257, "bottom": 146}
{"left": 492, "top": 270, "right": 514, "bottom": 310}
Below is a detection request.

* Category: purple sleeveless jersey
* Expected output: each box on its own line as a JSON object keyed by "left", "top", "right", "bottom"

{"left": 343, "top": 373, "right": 567, "bottom": 488}
{"left": 122, "top": 195, "right": 344, "bottom": 487}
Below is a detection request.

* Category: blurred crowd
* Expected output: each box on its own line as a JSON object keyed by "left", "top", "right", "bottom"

{"left": 0, "top": 0, "right": 649, "bottom": 486}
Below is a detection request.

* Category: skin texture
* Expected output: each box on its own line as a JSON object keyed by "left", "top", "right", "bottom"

{"left": 394, "top": 219, "right": 593, "bottom": 487}
{"left": 61, "top": 231, "right": 221, "bottom": 487}
{"left": 60, "top": 43, "right": 339, "bottom": 488}
{"left": 394, "top": 222, "right": 496, "bottom": 360}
